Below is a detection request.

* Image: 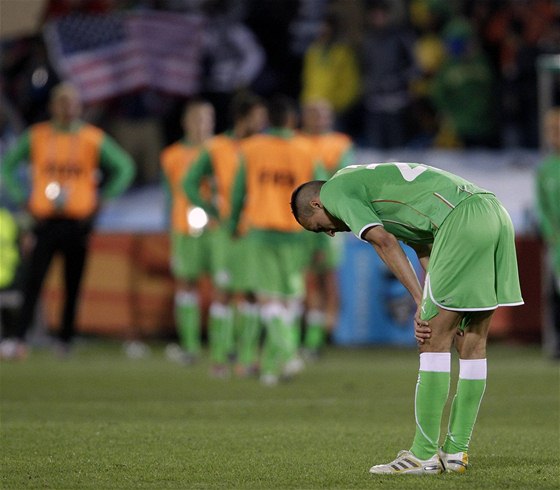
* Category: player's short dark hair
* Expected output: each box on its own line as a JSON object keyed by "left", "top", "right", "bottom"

{"left": 290, "top": 180, "right": 326, "bottom": 225}
{"left": 229, "top": 91, "right": 264, "bottom": 123}
{"left": 268, "top": 94, "right": 298, "bottom": 128}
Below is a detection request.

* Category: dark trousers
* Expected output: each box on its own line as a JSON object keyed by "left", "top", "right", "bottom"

{"left": 16, "top": 218, "right": 93, "bottom": 344}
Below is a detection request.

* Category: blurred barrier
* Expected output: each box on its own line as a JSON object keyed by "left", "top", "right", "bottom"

{"left": 42, "top": 232, "right": 543, "bottom": 344}
{"left": 43, "top": 233, "right": 209, "bottom": 339}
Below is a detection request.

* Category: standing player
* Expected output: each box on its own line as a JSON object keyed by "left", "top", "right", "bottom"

{"left": 0, "top": 83, "right": 135, "bottom": 359}
{"left": 291, "top": 163, "right": 523, "bottom": 473}
{"left": 184, "top": 92, "right": 268, "bottom": 378}
{"left": 229, "top": 95, "right": 325, "bottom": 385}
{"left": 298, "top": 98, "right": 354, "bottom": 358}
{"left": 535, "top": 107, "right": 560, "bottom": 359}
{"left": 160, "top": 99, "right": 215, "bottom": 365}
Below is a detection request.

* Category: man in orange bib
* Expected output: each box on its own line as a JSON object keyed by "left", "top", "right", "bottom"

{"left": 0, "top": 83, "right": 135, "bottom": 359}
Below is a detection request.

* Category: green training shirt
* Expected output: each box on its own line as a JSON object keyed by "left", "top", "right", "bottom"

{"left": 320, "top": 162, "right": 492, "bottom": 245}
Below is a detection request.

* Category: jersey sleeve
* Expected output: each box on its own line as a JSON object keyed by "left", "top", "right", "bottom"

{"left": 183, "top": 148, "right": 219, "bottom": 219}
{"left": 99, "top": 134, "right": 136, "bottom": 199}
{"left": 228, "top": 157, "right": 247, "bottom": 234}
{"left": 321, "top": 179, "right": 383, "bottom": 240}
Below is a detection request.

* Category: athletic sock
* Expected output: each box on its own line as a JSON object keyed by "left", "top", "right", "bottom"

{"left": 260, "top": 302, "right": 289, "bottom": 376}
{"left": 285, "top": 300, "right": 303, "bottom": 362}
{"left": 442, "top": 358, "right": 487, "bottom": 454}
{"left": 175, "top": 291, "right": 200, "bottom": 355}
{"left": 208, "top": 302, "right": 233, "bottom": 364}
{"left": 304, "top": 309, "right": 326, "bottom": 351}
{"left": 410, "top": 352, "right": 451, "bottom": 460}
{"left": 236, "top": 302, "right": 261, "bottom": 367}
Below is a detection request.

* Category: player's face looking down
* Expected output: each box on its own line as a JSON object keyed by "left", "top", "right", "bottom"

{"left": 301, "top": 200, "right": 350, "bottom": 237}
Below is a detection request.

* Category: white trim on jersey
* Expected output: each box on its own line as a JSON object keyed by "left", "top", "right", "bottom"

{"left": 357, "top": 222, "right": 383, "bottom": 241}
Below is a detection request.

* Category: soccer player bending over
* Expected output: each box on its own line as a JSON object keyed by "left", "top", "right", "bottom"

{"left": 291, "top": 163, "right": 523, "bottom": 475}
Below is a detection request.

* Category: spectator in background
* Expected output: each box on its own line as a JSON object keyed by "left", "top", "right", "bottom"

{"left": 0, "top": 83, "right": 135, "bottom": 360}
{"left": 184, "top": 92, "right": 268, "bottom": 378}
{"left": 300, "top": 13, "right": 360, "bottom": 134}
{"left": 360, "top": 0, "right": 418, "bottom": 149}
{"left": 201, "top": 0, "right": 265, "bottom": 133}
{"left": 407, "top": 0, "right": 448, "bottom": 148}
{"left": 431, "top": 17, "right": 499, "bottom": 148}
{"left": 160, "top": 98, "right": 215, "bottom": 366}
{"left": 485, "top": 0, "right": 558, "bottom": 148}
{"left": 298, "top": 98, "right": 354, "bottom": 358}
{"left": 535, "top": 107, "right": 560, "bottom": 359}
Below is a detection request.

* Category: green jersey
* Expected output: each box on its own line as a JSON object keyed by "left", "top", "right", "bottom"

{"left": 535, "top": 154, "right": 560, "bottom": 277}
{"left": 320, "top": 163, "right": 492, "bottom": 244}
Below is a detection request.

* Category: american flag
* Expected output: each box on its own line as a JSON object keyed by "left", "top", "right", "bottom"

{"left": 43, "top": 11, "right": 205, "bottom": 103}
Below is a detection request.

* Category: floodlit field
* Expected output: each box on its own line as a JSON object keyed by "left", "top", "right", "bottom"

{"left": 1, "top": 341, "right": 558, "bottom": 489}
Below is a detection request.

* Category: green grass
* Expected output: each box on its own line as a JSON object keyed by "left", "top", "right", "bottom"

{"left": 1, "top": 341, "right": 559, "bottom": 489}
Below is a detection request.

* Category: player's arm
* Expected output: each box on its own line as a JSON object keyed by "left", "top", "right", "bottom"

{"left": 98, "top": 134, "right": 136, "bottom": 199}
{"left": 362, "top": 225, "right": 429, "bottom": 341}
{"left": 228, "top": 157, "right": 247, "bottom": 236}
{"left": 313, "top": 159, "right": 329, "bottom": 180}
{"left": 362, "top": 225, "right": 424, "bottom": 307}
{"left": 183, "top": 149, "right": 219, "bottom": 219}
{"left": 0, "top": 130, "right": 31, "bottom": 205}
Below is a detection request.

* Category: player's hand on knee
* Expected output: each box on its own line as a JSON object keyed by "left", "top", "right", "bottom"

{"left": 414, "top": 306, "right": 431, "bottom": 344}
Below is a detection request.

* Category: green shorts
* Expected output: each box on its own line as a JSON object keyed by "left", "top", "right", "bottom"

{"left": 170, "top": 230, "right": 213, "bottom": 280}
{"left": 420, "top": 194, "right": 524, "bottom": 325}
{"left": 210, "top": 225, "right": 253, "bottom": 293}
{"left": 244, "top": 231, "right": 308, "bottom": 299}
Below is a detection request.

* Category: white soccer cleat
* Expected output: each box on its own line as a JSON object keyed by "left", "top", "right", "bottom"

{"left": 369, "top": 450, "right": 443, "bottom": 475}
{"left": 438, "top": 448, "right": 469, "bottom": 473}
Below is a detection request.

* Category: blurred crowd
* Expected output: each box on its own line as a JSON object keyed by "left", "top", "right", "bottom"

{"left": 1, "top": 0, "right": 559, "bottom": 185}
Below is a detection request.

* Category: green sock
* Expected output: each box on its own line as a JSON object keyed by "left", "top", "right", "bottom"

{"left": 175, "top": 291, "right": 200, "bottom": 355}
{"left": 285, "top": 302, "right": 302, "bottom": 362}
{"left": 410, "top": 353, "right": 451, "bottom": 460}
{"left": 304, "top": 310, "right": 326, "bottom": 350}
{"left": 236, "top": 303, "right": 261, "bottom": 367}
{"left": 260, "top": 315, "right": 283, "bottom": 376}
{"left": 443, "top": 359, "right": 487, "bottom": 454}
{"left": 208, "top": 303, "right": 233, "bottom": 364}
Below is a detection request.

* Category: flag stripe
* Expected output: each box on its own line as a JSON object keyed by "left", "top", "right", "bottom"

{"left": 43, "top": 11, "right": 203, "bottom": 103}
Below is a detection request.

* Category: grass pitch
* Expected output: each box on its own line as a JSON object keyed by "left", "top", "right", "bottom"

{"left": 1, "top": 341, "right": 559, "bottom": 489}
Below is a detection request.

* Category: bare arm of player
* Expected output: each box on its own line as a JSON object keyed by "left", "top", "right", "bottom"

{"left": 362, "top": 226, "right": 429, "bottom": 335}
{"left": 407, "top": 241, "right": 433, "bottom": 343}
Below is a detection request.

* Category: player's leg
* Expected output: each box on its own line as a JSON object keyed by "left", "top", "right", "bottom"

{"left": 207, "top": 227, "right": 235, "bottom": 377}
{"left": 281, "top": 241, "right": 308, "bottom": 377}
{"left": 171, "top": 232, "right": 202, "bottom": 362}
{"left": 2, "top": 222, "right": 57, "bottom": 360}
{"left": 59, "top": 221, "right": 90, "bottom": 349}
{"left": 370, "top": 306, "right": 459, "bottom": 475}
{"left": 230, "top": 235, "right": 261, "bottom": 377}
{"left": 247, "top": 239, "right": 290, "bottom": 384}
{"left": 303, "top": 234, "right": 336, "bottom": 358}
{"left": 440, "top": 309, "right": 493, "bottom": 473}
{"left": 409, "top": 308, "right": 461, "bottom": 458}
